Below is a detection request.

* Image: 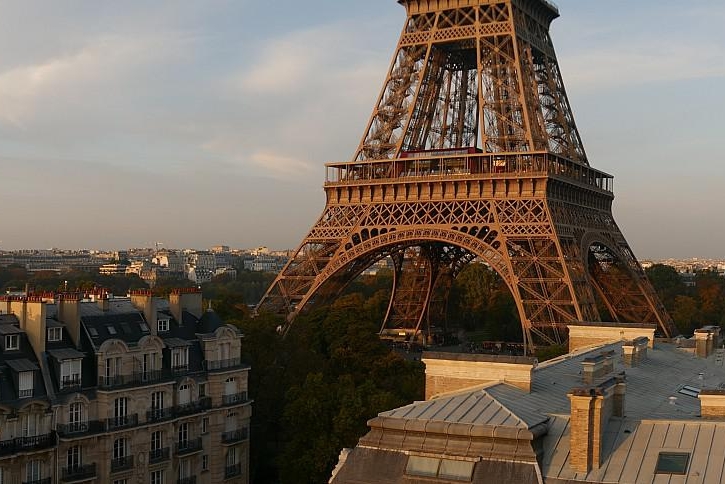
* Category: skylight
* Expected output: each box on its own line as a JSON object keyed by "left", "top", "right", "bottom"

{"left": 678, "top": 385, "right": 701, "bottom": 398}
{"left": 655, "top": 452, "right": 690, "bottom": 475}
{"left": 89, "top": 328, "right": 98, "bottom": 337}
{"left": 107, "top": 326, "right": 117, "bottom": 335}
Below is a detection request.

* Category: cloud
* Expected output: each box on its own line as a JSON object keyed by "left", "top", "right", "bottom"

{"left": 564, "top": 42, "right": 725, "bottom": 91}
{"left": 0, "top": 33, "right": 191, "bottom": 129}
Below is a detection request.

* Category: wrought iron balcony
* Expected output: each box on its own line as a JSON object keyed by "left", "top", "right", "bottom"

{"left": 110, "top": 455, "right": 133, "bottom": 473}
{"left": 22, "top": 478, "right": 51, "bottom": 484}
{"left": 146, "top": 407, "right": 174, "bottom": 423}
{"left": 99, "top": 369, "right": 172, "bottom": 389}
{"left": 0, "top": 433, "right": 56, "bottom": 456}
{"left": 148, "top": 447, "right": 170, "bottom": 464}
{"left": 59, "top": 376, "right": 82, "bottom": 392}
{"left": 172, "top": 397, "right": 212, "bottom": 418}
{"left": 105, "top": 414, "right": 139, "bottom": 431}
{"left": 57, "top": 420, "right": 106, "bottom": 438}
{"left": 222, "top": 392, "right": 248, "bottom": 406}
{"left": 221, "top": 428, "right": 248, "bottom": 444}
{"left": 177, "top": 477, "right": 197, "bottom": 484}
{"left": 225, "top": 463, "right": 242, "bottom": 479}
{"left": 175, "top": 437, "right": 203, "bottom": 455}
{"left": 203, "top": 358, "right": 247, "bottom": 371}
{"left": 61, "top": 463, "right": 97, "bottom": 482}
{"left": 172, "top": 364, "right": 189, "bottom": 375}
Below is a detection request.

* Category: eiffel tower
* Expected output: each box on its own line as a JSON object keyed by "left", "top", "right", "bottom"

{"left": 257, "top": 0, "right": 676, "bottom": 351}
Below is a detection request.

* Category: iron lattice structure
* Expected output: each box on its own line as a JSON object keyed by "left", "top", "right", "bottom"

{"left": 257, "top": 0, "right": 676, "bottom": 351}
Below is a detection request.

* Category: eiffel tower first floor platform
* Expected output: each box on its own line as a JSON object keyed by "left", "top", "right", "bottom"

{"left": 257, "top": 151, "right": 676, "bottom": 351}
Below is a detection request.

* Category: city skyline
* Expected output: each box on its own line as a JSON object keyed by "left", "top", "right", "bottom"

{"left": 1, "top": 0, "right": 724, "bottom": 258}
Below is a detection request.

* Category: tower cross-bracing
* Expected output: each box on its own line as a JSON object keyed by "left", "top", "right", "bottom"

{"left": 257, "top": 0, "right": 676, "bottom": 351}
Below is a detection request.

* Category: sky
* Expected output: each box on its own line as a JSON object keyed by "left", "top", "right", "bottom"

{"left": 0, "top": 0, "right": 723, "bottom": 259}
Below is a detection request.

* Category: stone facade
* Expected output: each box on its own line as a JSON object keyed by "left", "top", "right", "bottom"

{"left": 0, "top": 290, "right": 251, "bottom": 484}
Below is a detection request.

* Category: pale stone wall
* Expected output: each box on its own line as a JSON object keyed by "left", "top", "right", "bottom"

{"left": 568, "top": 324, "right": 656, "bottom": 352}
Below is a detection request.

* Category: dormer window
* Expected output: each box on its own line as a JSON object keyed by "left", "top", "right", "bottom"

{"left": 5, "top": 334, "right": 19, "bottom": 351}
{"left": 19, "top": 371, "right": 33, "bottom": 398}
{"left": 157, "top": 319, "right": 169, "bottom": 332}
{"left": 61, "top": 360, "right": 82, "bottom": 389}
{"left": 48, "top": 327, "right": 62, "bottom": 342}
{"left": 172, "top": 348, "right": 189, "bottom": 371}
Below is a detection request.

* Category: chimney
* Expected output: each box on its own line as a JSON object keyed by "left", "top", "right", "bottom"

{"left": 581, "top": 350, "right": 615, "bottom": 385}
{"left": 422, "top": 352, "right": 537, "bottom": 399}
{"left": 699, "top": 390, "right": 725, "bottom": 419}
{"left": 22, "top": 296, "right": 47, "bottom": 362}
{"left": 568, "top": 377, "right": 618, "bottom": 473}
{"left": 130, "top": 290, "right": 157, "bottom": 335}
{"left": 169, "top": 288, "right": 203, "bottom": 324}
{"left": 622, "top": 337, "right": 648, "bottom": 366}
{"left": 694, "top": 329, "right": 713, "bottom": 358}
{"left": 57, "top": 293, "right": 81, "bottom": 348}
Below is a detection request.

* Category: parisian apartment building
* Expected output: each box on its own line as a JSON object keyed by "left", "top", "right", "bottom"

{"left": 0, "top": 287, "right": 251, "bottom": 484}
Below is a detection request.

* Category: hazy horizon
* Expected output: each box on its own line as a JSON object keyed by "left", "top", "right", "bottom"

{"left": 1, "top": 0, "right": 723, "bottom": 259}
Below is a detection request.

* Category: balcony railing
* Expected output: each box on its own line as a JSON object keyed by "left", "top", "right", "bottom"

{"left": 175, "top": 437, "right": 203, "bottom": 455}
{"left": 222, "top": 392, "right": 248, "bottom": 406}
{"left": 99, "top": 369, "right": 172, "bottom": 389}
{"left": 173, "top": 397, "right": 212, "bottom": 418}
{"left": 106, "top": 414, "right": 139, "bottom": 431}
{"left": 148, "top": 447, "right": 170, "bottom": 464}
{"left": 61, "top": 463, "right": 97, "bottom": 482}
{"left": 57, "top": 420, "right": 106, "bottom": 437}
{"left": 60, "top": 376, "right": 82, "bottom": 391}
{"left": 22, "top": 478, "right": 51, "bottom": 484}
{"left": 0, "top": 433, "right": 56, "bottom": 456}
{"left": 146, "top": 407, "right": 174, "bottom": 423}
{"left": 172, "top": 364, "right": 189, "bottom": 375}
{"left": 221, "top": 428, "right": 248, "bottom": 444}
{"left": 225, "top": 463, "right": 242, "bottom": 479}
{"left": 177, "top": 477, "right": 197, "bottom": 484}
{"left": 110, "top": 455, "right": 133, "bottom": 473}
{"left": 203, "top": 358, "right": 246, "bottom": 371}
{"left": 18, "top": 388, "right": 33, "bottom": 398}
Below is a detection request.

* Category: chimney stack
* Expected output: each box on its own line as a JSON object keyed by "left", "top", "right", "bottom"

{"left": 130, "top": 289, "right": 157, "bottom": 335}
{"left": 169, "top": 287, "right": 203, "bottom": 324}
{"left": 57, "top": 293, "right": 82, "bottom": 348}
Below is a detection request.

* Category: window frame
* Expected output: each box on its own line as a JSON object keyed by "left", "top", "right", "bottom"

{"left": 5, "top": 334, "right": 19, "bottom": 351}
{"left": 48, "top": 327, "right": 63, "bottom": 342}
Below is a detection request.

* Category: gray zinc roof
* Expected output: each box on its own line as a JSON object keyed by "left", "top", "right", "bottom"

{"left": 6, "top": 358, "right": 39, "bottom": 372}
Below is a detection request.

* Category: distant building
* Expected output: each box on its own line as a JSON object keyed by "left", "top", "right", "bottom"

{"left": 99, "top": 263, "right": 129, "bottom": 275}
{"left": 0, "top": 289, "right": 251, "bottom": 484}
{"left": 243, "top": 255, "right": 287, "bottom": 273}
{"left": 211, "top": 246, "right": 230, "bottom": 254}
{"left": 331, "top": 323, "right": 725, "bottom": 483}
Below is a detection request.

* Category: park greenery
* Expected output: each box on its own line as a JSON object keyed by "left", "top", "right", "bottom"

{"left": 1, "top": 262, "right": 724, "bottom": 481}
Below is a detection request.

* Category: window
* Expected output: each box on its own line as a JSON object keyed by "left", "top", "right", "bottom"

{"left": 178, "top": 459, "right": 191, "bottom": 479}
{"left": 114, "top": 397, "right": 128, "bottom": 426}
{"left": 150, "top": 470, "right": 164, "bottom": 484}
{"left": 157, "top": 319, "right": 169, "bottom": 332}
{"left": 5, "top": 334, "right": 19, "bottom": 350}
{"left": 178, "top": 384, "right": 190, "bottom": 405}
{"left": 151, "top": 431, "right": 163, "bottom": 452}
{"left": 172, "top": 348, "right": 189, "bottom": 370}
{"left": 198, "top": 383, "right": 206, "bottom": 398}
{"left": 405, "top": 456, "right": 475, "bottom": 481}
{"left": 105, "top": 357, "right": 122, "bottom": 379}
{"left": 218, "top": 342, "right": 231, "bottom": 361}
{"left": 67, "top": 445, "right": 81, "bottom": 469}
{"left": 107, "top": 326, "right": 117, "bottom": 335}
{"left": 139, "top": 323, "right": 149, "bottom": 333}
{"left": 26, "top": 460, "right": 41, "bottom": 482}
{"left": 61, "top": 359, "right": 82, "bottom": 388}
{"left": 678, "top": 385, "right": 701, "bottom": 398}
{"left": 48, "top": 327, "right": 62, "bottom": 342}
{"left": 19, "top": 371, "right": 34, "bottom": 398}
{"left": 143, "top": 353, "right": 158, "bottom": 380}
{"left": 202, "top": 454, "right": 208, "bottom": 470}
{"left": 89, "top": 328, "right": 99, "bottom": 337}
{"left": 225, "top": 412, "right": 237, "bottom": 432}
{"left": 151, "top": 391, "right": 164, "bottom": 414}
{"left": 113, "top": 480, "right": 127, "bottom": 484}
{"left": 224, "top": 377, "right": 237, "bottom": 396}
{"left": 21, "top": 414, "right": 38, "bottom": 437}
{"left": 226, "top": 448, "right": 237, "bottom": 467}
{"left": 113, "top": 438, "right": 126, "bottom": 459}
{"left": 201, "top": 417, "right": 209, "bottom": 434}
{"left": 177, "top": 423, "right": 188, "bottom": 444}
{"left": 69, "top": 402, "right": 85, "bottom": 432}
{"left": 655, "top": 452, "right": 690, "bottom": 475}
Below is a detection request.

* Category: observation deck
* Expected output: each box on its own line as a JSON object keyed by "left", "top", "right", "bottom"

{"left": 325, "top": 151, "right": 613, "bottom": 195}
